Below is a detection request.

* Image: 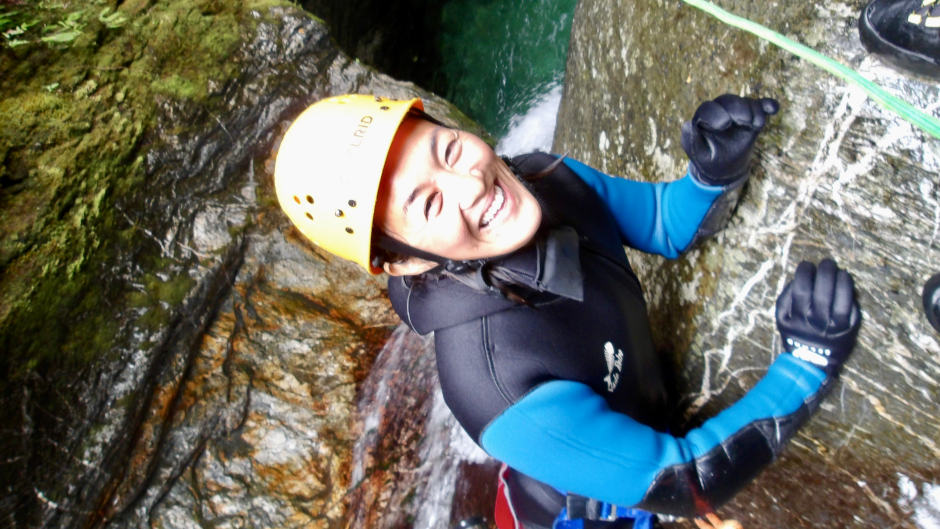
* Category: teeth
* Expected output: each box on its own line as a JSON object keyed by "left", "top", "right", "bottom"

{"left": 481, "top": 185, "right": 505, "bottom": 227}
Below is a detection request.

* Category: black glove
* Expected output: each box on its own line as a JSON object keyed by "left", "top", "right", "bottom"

{"left": 681, "top": 94, "right": 780, "bottom": 186}
{"left": 775, "top": 259, "right": 862, "bottom": 376}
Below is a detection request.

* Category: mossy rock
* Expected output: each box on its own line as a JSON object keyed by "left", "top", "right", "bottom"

{"left": 0, "top": 2, "right": 480, "bottom": 527}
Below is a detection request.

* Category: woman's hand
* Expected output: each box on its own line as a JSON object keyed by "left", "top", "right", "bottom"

{"left": 681, "top": 94, "right": 780, "bottom": 186}
{"left": 775, "top": 259, "right": 862, "bottom": 376}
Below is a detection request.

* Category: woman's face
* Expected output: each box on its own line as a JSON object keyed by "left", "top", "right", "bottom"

{"left": 375, "top": 116, "right": 542, "bottom": 272}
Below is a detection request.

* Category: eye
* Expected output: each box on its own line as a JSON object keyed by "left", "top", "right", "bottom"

{"left": 444, "top": 131, "right": 459, "bottom": 166}
{"left": 424, "top": 192, "right": 439, "bottom": 219}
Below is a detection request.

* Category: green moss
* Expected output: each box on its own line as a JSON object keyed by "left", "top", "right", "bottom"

{"left": 151, "top": 73, "right": 203, "bottom": 100}
{"left": 126, "top": 268, "right": 198, "bottom": 331}
{"left": 0, "top": 0, "right": 296, "bottom": 385}
{"left": 2, "top": 243, "right": 121, "bottom": 378}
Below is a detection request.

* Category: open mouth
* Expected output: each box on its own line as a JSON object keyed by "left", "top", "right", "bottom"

{"left": 480, "top": 183, "right": 505, "bottom": 228}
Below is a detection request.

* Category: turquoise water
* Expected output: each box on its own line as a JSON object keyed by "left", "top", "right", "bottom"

{"left": 437, "top": 0, "right": 577, "bottom": 140}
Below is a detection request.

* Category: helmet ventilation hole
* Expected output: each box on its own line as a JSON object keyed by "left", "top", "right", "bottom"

{"left": 305, "top": 213, "right": 313, "bottom": 220}
{"left": 380, "top": 105, "right": 390, "bottom": 111}
{"left": 334, "top": 209, "right": 344, "bottom": 217}
{"left": 345, "top": 227, "right": 354, "bottom": 234}
{"left": 306, "top": 195, "right": 314, "bottom": 204}
{"left": 293, "top": 196, "right": 301, "bottom": 204}
{"left": 348, "top": 200, "right": 357, "bottom": 207}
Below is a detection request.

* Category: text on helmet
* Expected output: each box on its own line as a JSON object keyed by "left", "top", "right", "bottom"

{"left": 350, "top": 115, "right": 373, "bottom": 147}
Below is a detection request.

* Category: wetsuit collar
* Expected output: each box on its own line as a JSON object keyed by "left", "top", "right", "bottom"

{"left": 498, "top": 225, "right": 584, "bottom": 302}
{"left": 388, "top": 226, "right": 584, "bottom": 334}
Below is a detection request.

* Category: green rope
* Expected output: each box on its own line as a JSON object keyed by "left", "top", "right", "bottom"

{"left": 681, "top": 0, "right": 940, "bottom": 140}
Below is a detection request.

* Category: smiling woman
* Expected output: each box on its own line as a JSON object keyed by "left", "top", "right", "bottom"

{"left": 273, "top": 93, "right": 863, "bottom": 529}
{"left": 375, "top": 115, "right": 542, "bottom": 275}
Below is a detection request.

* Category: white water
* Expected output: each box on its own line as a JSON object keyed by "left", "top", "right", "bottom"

{"left": 496, "top": 82, "right": 564, "bottom": 157}
{"left": 412, "top": 389, "right": 491, "bottom": 529}
{"left": 349, "top": 324, "right": 490, "bottom": 529}
{"left": 349, "top": 327, "right": 412, "bottom": 487}
{"left": 898, "top": 474, "right": 940, "bottom": 529}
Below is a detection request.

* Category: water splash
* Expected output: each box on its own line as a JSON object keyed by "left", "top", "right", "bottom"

{"left": 413, "top": 389, "right": 491, "bottom": 528}
{"left": 898, "top": 474, "right": 940, "bottom": 529}
{"left": 496, "top": 82, "right": 564, "bottom": 157}
{"left": 349, "top": 327, "right": 416, "bottom": 487}
{"left": 349, "top": 324, "right": 495, "bottom": 528}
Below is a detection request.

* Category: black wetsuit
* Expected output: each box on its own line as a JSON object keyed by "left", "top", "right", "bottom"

{"left": 388, "top": 153, "right": 831, "bottom": 527}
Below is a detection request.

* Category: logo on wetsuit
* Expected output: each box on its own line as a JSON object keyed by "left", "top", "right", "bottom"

{"left": 603, "top": 341, "right": 623, "bottom": 392}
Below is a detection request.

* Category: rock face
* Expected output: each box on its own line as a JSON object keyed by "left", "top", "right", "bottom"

{"left": 554, "top": 1, "right": 939, "bottom": 527}
{"left": 0, "top": 2, "right": 481, "bottom": 528}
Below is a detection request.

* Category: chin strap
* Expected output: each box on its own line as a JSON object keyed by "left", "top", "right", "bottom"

{"left": 372, "top": 232, "right": 486, "bottom": 274}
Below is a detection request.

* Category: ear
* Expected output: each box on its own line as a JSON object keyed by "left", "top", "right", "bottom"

{"left": 383, "top": 257, "right": 439, "bottom": 276}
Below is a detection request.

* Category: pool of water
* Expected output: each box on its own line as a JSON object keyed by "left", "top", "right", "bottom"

{"left": 435, "top": 0, "right": 577, "bottom": 149}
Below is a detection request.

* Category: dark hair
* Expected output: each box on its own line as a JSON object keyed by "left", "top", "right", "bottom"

{"left": 371, "top": 243, "right": 408, "bottom": 269}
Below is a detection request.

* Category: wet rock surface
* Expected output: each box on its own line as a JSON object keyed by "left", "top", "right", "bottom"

{"left": 346, "top": 326, "right": 498, "bottom": 529}
{"left": 554, "top": 1, "right": 939, "bottom": 527}
{"left": 0, "top": 2, "right": 482, "bottom": 528}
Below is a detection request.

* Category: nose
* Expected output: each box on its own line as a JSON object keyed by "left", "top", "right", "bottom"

{"left": 439, "top": 167, "right": 486, "bottom": 211}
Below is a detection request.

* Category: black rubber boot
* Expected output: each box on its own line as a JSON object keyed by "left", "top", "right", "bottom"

{"left": 859, "top": 0, "right": 940, "bottom": 79}
{"left": 923, "top": 272, "right": 940, "bottom": 334}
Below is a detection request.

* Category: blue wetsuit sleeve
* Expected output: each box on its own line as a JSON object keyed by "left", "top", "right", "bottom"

{"left": 561, "top": 158, "right": 724, "bottom": 258}
{"left": 480, "top": 354, "right": 829, "bottom": 517}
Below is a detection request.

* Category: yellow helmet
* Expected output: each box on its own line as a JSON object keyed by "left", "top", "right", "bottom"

{"left": 274, "top": 94, "right": 423, "bottom": 274}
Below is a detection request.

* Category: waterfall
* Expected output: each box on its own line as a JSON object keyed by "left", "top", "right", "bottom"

{"left": 496, "top": 82, "right": 565, "bottom": 157}
{"left": 349, "top": 325, "right": 496, "bottom": 529}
